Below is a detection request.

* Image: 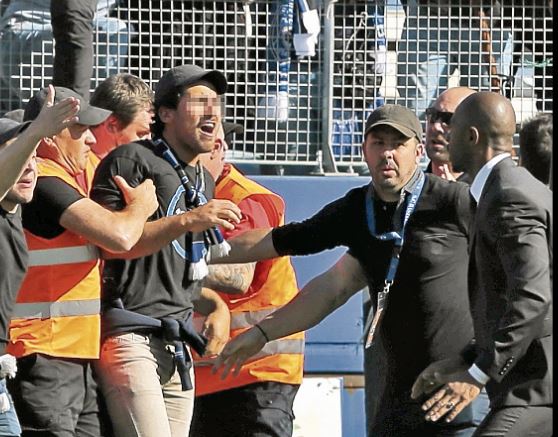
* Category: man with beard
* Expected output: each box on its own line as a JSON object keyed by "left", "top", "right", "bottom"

{"left": 90, "top": 64, "right": 242, "bottom": 437}
{"left": 212, "top": 104, "right": 489, "bottom": 436}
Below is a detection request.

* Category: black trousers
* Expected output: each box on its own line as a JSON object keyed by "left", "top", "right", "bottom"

{"left": 473, "top": 405, "right": 553, "bottom": 437}
{"left": 7, "top": 354, "right": 104, "bottom": 437}
{"left": 50, "top": 0, "right": 97, "bottom": 100}
{"left": 190, "top": 381, "right": 300, "bottom": 437}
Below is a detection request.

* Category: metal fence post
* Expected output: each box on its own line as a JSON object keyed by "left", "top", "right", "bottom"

{"left": 319, "top": 0, "right": 338, "bottom": 173}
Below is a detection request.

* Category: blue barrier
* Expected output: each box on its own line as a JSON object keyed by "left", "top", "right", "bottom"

{"left": 252, "top": 175, "right": 369, "bottom": 437}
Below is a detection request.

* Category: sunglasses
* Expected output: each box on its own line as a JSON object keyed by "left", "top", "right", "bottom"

{"left": 426, "top": 107, "right": 453, "bottom": 125}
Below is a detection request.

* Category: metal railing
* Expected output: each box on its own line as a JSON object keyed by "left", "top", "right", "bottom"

{"left": 0, "top": 0, "right": 552, "bottom": 173}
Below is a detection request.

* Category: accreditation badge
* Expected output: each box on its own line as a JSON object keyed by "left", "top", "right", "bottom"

{"left": 364, "top": 290, "right": 387, "bottom": 349}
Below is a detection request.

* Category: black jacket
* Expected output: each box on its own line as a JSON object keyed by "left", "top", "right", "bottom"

{"left": 469, "top": 157, "right": 552, "bottom": 407}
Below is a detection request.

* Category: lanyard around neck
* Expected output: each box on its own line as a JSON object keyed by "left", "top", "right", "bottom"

{"left": 363, "top": 171, "right": 425, "bottom": 348}
{"left": 365, "top": 171, "right": 425, "bottom": 283}
{"left": 153, "top": 137, "right": 206, "bottom": 206}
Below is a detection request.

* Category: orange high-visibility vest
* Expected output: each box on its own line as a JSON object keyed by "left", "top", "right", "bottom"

{"left": 8, "top": 155, "right": 101, "bottom": 359}
{"left": 195, "top": 165, "right": 304, "bottom": 396}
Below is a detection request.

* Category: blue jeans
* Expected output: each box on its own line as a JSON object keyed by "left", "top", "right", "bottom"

{"left": 0, "top": 379, "right": 21, "bottom": 437}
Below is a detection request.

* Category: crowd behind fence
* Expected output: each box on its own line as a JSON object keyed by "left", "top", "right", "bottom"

{"left": 0, "top": 0, "right": 553, "bottom": 174}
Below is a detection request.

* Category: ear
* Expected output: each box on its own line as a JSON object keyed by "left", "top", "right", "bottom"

{"left": 36, "top": 137, "right": 58, "bottom": 160}
{"left": 158, "top": 106, "right": 174, "bottom": 124}
{"left": 106, "top": 115, "right": 122, "bottom": 134}
{"left": 210, "top": 138, "right": 224, "bottom": 159}
{"left": 415, "top": 141, "right": 425, "bottom": 164}
{"left": 41, "top": 136, "right": 56, "bottom": 147}
{"left": 469, "top": 126, "right": 480, "bottom": 146}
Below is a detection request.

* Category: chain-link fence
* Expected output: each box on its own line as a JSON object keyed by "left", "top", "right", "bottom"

{"left": 0, "top": 0, "right": 552, "bottom": 173}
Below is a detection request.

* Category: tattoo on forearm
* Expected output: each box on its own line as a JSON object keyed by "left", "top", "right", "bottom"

{"left": 204, "top": 262, "right": 256, "bottom": 294}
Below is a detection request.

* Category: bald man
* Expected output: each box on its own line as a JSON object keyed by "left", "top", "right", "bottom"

{"left": 413, "top": 92, "right": 552, "bottom": 436}
{"left": 424, "top": 87, "right": 476, "bottom": 183}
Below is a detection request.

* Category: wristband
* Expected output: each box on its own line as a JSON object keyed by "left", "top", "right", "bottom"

{"left": 254, "top": 324, "right": 270, "bottom": 343}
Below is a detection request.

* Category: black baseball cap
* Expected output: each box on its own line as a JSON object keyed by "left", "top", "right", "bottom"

{"left": 0, "top": 118, "right": 31, "bottom": 146}
{"left": 222, "top": 121, "right": 243, "bottom": 145}
{"left": 154, "top": 64, "right": 228, "bottom": 107}
{"left": 222, "top": 121, "right": 243, "bottom": 137}
{"left": 364, "top": 104, "right": 423, "bottom": 142}
{"left": 24, "top": 86, "right": 111, "bottom": 126}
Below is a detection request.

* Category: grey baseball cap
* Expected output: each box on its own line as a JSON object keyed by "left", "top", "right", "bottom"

{"left": 24, "top": 86, "right": 111, "bottom": 126}
{"left": 3, "top": 109, "right": 24, "bottom": 123}
{"left": 364, "top": 104, "right": 423, "bottom": 142}
{"left": 0, "top": 118, "right": 31, "bottom": 146}
{"left": 154, "top": 64, "right": 228, "bottom": 107}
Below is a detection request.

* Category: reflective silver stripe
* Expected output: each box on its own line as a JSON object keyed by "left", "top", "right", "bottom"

{"left": 11, "top": 299, "right": 101, "bottom": 320}
{"left": 229, "top": 308, "right": 279, "bottom": 330}
{"left": 249, "top": 338, "right": 305, "bottom": 361}
{"left": 193, "top": 308, "right": 280, "bottom": 330}
{"left": 28, "top": 245, "right": 100, "bottom": 267}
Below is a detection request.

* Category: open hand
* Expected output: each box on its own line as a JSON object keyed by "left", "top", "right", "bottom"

{"left": 211, "top": 327, "right": 267, "bottom": 379}
{"left": 184, "top": 199, "right": 242, "bottom": 232}
{"left": 32, "top": 85, "right": 80, "bottom": 138}
{"left": 414, "top": 365, "right": 483, "bottom": 423}
{"left": 201, "top": 308, "right": 231, "bottom": 357}
{"left": 411, "top": 356, "right": 467, "bottom": 400}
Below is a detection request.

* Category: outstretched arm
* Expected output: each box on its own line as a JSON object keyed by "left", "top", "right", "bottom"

{"left": 0, "top": 85, "right": 79, "bottom": 202}
{"left": 211, "top": 228, "right": 279, "bottom": 264}
{"left": 213, "top": 252, "right": 367, "bottom": 378}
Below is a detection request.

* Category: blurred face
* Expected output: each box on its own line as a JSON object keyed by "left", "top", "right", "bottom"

{"left": 199, "top": 125, "right": 228, "bottom": 181}
{"left": 161, "top": 82, "right": 223, "bottom": 161}
{"left": 54, "top": 124, "right": 96, "bottom": 174}
{"left": 115, "top": 105, "right": 154, "bottom": 145}
{"left": 0, "top": 139, "right": 37, "bottom": 210}
{"left": 363, "top": 126, "right": 421, "bottom": 200}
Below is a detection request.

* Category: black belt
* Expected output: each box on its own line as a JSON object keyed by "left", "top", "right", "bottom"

{"left": 102, "top": 299, "right": 207, "bottom": 391}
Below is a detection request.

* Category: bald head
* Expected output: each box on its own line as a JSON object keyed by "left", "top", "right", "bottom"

{"left": 459, "top": 92, "right": 516, "bottom": 145}
{"left": 425, "top": 87, "right": 476, "bottom": 166}
{"left": 436, "top": 87, "right": 476, "bottom": 113}
{"left": 449, "top": 92, "right": 517, "bottom": 176}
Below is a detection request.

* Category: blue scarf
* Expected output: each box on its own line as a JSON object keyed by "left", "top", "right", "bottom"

{"left": 153, "top": 137, "right": 230, "bottom": 280}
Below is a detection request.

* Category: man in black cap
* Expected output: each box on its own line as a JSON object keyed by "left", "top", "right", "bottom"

{"left": 90, "top": 65, "right": 242, "bottom": 437}
{"left": 0, "top": 85, "right": 80, "bottom": 435}
{"left": 6, "top": 85, "right": 158, "bottom": 437}
{"left": 212, "top": 104, "right": 489, "bottom": 436}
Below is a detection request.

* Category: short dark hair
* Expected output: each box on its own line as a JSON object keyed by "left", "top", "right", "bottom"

{"left": 519, "top": 113, "right": 552, "bottom": 184}
{"left": 151, "top": 83, "right": 188, "bottom": 137}
{"left": 90, "top": 73, "right": 153, "bottom": 127}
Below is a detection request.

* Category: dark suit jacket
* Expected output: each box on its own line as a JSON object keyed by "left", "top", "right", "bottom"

{"left": 469, "top": 157, "right": 552, "bottom": 408}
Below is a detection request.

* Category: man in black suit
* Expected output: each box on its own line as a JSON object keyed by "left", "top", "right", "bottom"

{"left": 412, "top": 92, "right": 552, "bottom": 436}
